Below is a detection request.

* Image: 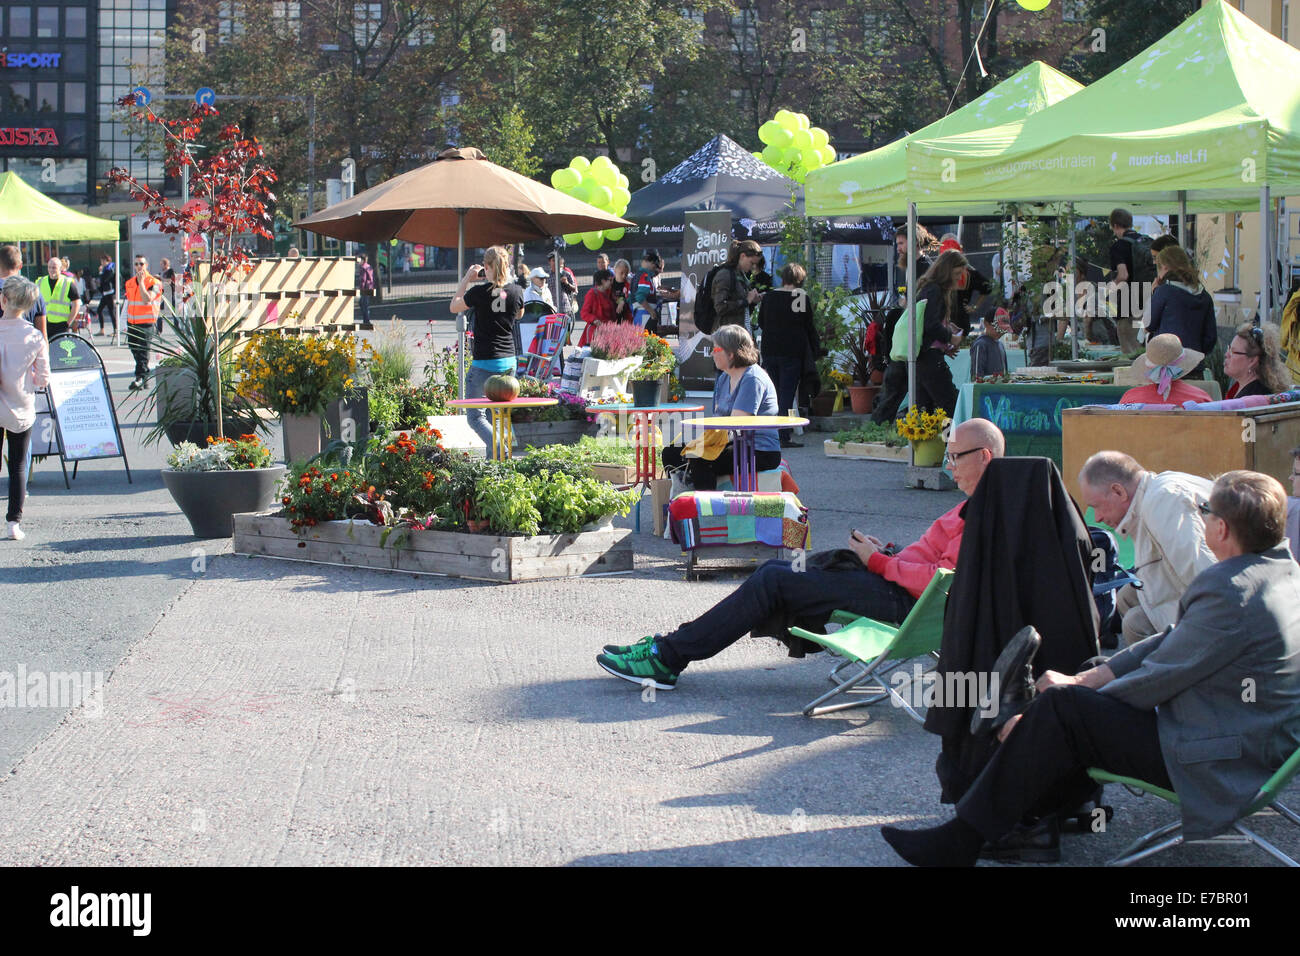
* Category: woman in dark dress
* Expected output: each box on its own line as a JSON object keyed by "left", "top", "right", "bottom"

{"left": 757, "top": 263, "right": 818, "bottom": 447}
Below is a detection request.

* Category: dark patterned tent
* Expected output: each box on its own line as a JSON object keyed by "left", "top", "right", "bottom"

{"left": 624, "top": 134, "right": 891, "bottom": 244}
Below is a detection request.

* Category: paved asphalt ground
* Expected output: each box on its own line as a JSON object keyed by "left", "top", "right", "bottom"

{"left": 1, "top": 317, "right": 1296, "bottom": 866}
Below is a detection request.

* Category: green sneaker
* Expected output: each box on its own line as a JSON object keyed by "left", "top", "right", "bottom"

{"left": 602, "top": 634, "right": 657, "bottom": 656}
{"left": 596, "top": 640, "right": 679, "bottom": 690}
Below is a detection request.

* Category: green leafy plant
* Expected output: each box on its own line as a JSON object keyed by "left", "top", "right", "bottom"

{"left": 832, "top": 422, "right": 905, "bottom": 448}
{"left": 367, "top": 317, "right": 416, "bottom": 387}
{"left": 475, "top": 470, "right": 541, "bottom": 536}
{"left": 166, "top": 433, "right": 274, "bottom": 470}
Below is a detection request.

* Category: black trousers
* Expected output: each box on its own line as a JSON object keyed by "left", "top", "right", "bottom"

{"left": 956, "top": 684, "right": 1172, "bottom": 842}
{"left": 657, "top": 558, "right": 916, "bottom": 673}
{"left": 872, "top": 359, "right": 909, "bottom": 424}
{"left": 97, "top": 295, "right": 115, "bottom": 331}
{"left": 762, "top": 355, "right": 802, "bottom": 442}
{"left": 126, "top": 324, "right": 153, "bottom": 378}
{"left": 661, "top": 444, "right": 782, "bottom": 492}
{"left": 872, "top": 351, "right": 958, "bottom": 422}
{"left": 3, "top": 426, "right": 32, "bottom": 523}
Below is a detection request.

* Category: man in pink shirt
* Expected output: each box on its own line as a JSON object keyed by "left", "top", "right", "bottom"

{"left": 597, "top": 419, "right": 1007, "bottom": 689}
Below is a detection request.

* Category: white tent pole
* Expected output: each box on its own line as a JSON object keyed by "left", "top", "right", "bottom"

{"left": 113, "top": 239, "right": 121, "bottom": 347}
{"left": 1068, "top": 203, "right": 1078, "bottom": 361}
{"left": 457, "top": 210, "right": 466, "bottom": 398}
{"left": 1177, "top": 189, "right": 1188, "bottom": 243}
{"left": 906, "top": 201, "right": 917, "bottom": 462}
{"left": 1260, "top": 185, "right": 1271, "bottom": 324}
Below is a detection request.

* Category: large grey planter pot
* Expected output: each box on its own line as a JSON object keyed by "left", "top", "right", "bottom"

{"left": 282, "top": 413, "right": 322, "bottom": 464}
{"left": 510, "top": 419, "right": 597, "bottom": 448}
{"left": 162, "top": 465, "right": 287, "bottom": 539}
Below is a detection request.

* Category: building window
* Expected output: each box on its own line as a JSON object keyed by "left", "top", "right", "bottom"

{"left": 407, "top": 14, "right": 435, "bottom": 45}
{"left": 730, "top": 8, "right": 757, "bottom": 54}
{"left": 441, "top": 89, "right": 460, "bottom": 143}
{"left": 1061, "top": 0, "right": 1088, "bottom": 22}
{"left": 681, "top": 6, "right": 706, "bottom": 42}
{"left": 9, "top": 7, "right": 33, "bottom": 37}
{"left": 4, "top": 83, "right": 32, "bottom": 112}
{"left": 36, "top": 5, "right": 58, "bottom": 37}
{"left": 272, "top": 2, "right": 301, "bottom": 40}
{"left": 218, "top": 2, "right": 246, "bottom": 42}
{"left": 810, "top": 11, "right": 838, "bottom": 53}
{"left": 66, "top": 7, "right": 87, "bottom": 38}
{"left": 36, "top": 81, "right": 58, "bottom": 112}
{"left": 65, "top": 83, "right": 86, "bottom": 114}
{"left": 354, "top": 3, "right": 383, "bottom": 46}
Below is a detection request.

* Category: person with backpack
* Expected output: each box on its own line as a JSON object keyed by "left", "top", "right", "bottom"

{"left": 709, "top": 240, "right": 761, "bottom": 334}
{"left": 1107, "top": 208, "right": 1156, "bottom": 354}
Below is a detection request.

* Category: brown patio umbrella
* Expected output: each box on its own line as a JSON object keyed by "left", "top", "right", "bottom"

{"left": 296, "top": 147, "right": 634, "bottom": 395}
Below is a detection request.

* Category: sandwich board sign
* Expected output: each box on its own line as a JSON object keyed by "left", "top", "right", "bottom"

{"left": 45, "top": 333, "right": 133, "bottom": 483}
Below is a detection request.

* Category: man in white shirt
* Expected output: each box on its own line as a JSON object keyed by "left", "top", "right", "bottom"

{"left": 1077, "top": 451, "right": 1216, "bottom": 645}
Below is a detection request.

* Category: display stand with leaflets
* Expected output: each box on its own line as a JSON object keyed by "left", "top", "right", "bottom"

{"left": 44, "top": 333, "right": 132, "bottom": 484}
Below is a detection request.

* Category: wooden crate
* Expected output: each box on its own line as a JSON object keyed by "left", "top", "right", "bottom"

{"left": 194, "top": 257, "right": 359, "bottom": 339}
{"left": 1062, "top": 403, "right": 1300, "bottom": 502}
{"left": 590, "top": 463, "right": 639, "bottom": 485}
{"left": 232, "top": 513, "right": 633, "bottom": 582}
{"left": 823, "top": 439, "right": 909, "bottom": 462}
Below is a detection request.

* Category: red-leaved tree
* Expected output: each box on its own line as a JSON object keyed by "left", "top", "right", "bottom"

{"left": 108, "top": 98, "right": 278, "bottom": 439}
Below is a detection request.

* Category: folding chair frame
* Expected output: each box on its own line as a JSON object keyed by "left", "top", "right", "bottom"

{"left": 522, "top": 313, "right": 571, "bottom": 381}
{"left": 1088, "top": 766, "right": 1300, "bottom": 866}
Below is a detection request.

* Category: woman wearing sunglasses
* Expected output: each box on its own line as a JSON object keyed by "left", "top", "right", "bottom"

{"left": 661, "top": 324, "right": 781, "bottom": 490}
{"left": 1224, "top": 321, "right": 1290, "bottom": 399}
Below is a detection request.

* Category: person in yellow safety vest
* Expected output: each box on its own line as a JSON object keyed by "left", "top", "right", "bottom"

{"left": 124, "top": 255, "right": 163, "bottom": 391}
{"left": 35, "top": 257, "right": 82, "bottom": 341}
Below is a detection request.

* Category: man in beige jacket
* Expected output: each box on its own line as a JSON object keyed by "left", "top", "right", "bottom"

{"left": 1078, "top": 451, "right": 1216, "bottom": 645}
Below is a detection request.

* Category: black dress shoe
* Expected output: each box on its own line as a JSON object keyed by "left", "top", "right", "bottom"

{"left": 970, "top": 625, "right": 1042, "bottom": 737}
{"left": 980, "top": 816, "right": 1060, "bottom": 863}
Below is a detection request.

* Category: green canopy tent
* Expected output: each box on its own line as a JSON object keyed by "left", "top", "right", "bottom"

{"left": 806, "top": 60, "right": 1084, "bottom": 218}
{"left": 0, "top": 170, "right": 123, "bottom": 323}
{"left": 905, "top": 0, "right": 1300, "bottom": 321}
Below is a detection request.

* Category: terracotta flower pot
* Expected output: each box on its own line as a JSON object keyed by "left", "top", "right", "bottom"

{"left": 810, "top": 393, "right": 836, "bottom": 418}
{"left": 848, "top": 385, "right": 877, "bottom": 415}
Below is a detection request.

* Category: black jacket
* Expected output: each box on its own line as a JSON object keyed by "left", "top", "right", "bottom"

{"left": 757, "top": 288, "right": 819, "bottom": 362}
{"left": 923, "top": 457, "right": 1100, "bottom": 803}
{"left": 1148, "top": 281, "right": 1217, "bottom": 356}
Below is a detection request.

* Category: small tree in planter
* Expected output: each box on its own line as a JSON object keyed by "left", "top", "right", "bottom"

{"left": 108, "top": 95, "right": 277, "bottom": 441}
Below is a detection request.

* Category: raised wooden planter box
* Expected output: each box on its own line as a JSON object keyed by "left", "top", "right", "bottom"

{"left": 232, "top": 513, "right": 633, "bottom": 582}
{"left": 590, "top": 463, "right": 639, "bottom": 484}
{"left": 511, "top": 419, "right": 598, "bottom": 448}
{"left": 823, "top": 439, "right": 909, "bottom": 462}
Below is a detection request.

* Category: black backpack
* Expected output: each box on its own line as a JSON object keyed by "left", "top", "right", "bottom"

{"left": 1121, "top": 232, "right": 1157, "bottom": 285}
{"left": 693, "top": 264, "right": 724, "bottom": 334}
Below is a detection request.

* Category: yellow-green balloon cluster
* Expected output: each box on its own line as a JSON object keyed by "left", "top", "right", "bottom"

{"left": 755, "top": 110, "right": 835, "bottom": 184}
{"left": 551, "top": 155, "right": 630, "bottom": 250}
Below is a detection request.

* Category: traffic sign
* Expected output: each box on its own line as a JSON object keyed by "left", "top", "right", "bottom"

{"left": 131, "top": 86, "right": 151, "bottom": 106}
{"left": 195, "top": 87, "right": 216, "bottom": 106}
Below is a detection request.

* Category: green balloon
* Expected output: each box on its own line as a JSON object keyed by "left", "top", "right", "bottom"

{"left": 590, "top": 184, "right": 613, "bottom": 208}
{"left": 555, "top": 167, "right": 581, "bottom": 191}
{"left": 810, "top": 127, "right": 830, "bottom": 149}
{"left": 611, "top": 185, "right": 631, "bottom": 206}
{"left": 774, "top": 109, "right": 797, "bottom": 130}
{"left": 563, "top": 232, "right": 583, "bottom": 245}
{"left": 801, "top": 148, "right": 823, "bottom": 170}
{"left": 768, "top": 125, "right": 793, "bottom": 149}
{"left": 761, "top": 143, "right": 783, "bottom": 166}
{"left": 569, "top": 183, "right": 591, "bottom": 204}
{"left": 791, "top": 129, "right": 813, "bottom": 150}
{"left": 616, "top": 172, "right": 629, "bottom": 189}
{"left": 582, "top": 231, "right": 604, "bottom": 251}
{"left": 818, "top": 144, "right": 836, "bottom": 166}
{"left": 758, "top": 121, "right": 783, "bottom": 145}
{"left": 590, "top": 164, "right": 617, "bottom": 188}
{"left": 795, "top": 112, "right": 810, "bottom": 130}
{"left": 569, "top": 156, "right": 590, "bottom": 171}
{"left": 604, "top": 227, "right": 625, "bottom": 242}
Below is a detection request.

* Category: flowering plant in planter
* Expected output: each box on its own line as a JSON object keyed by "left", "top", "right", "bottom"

{"left": 589, "top": 321, "right": 647, "bottom": 361}
{"left": 108, "top": 96, "right": 276, "bottom": 440}
{"left": 235, "top": 332, "right": 357, "bottom": 416}
{"left": 631, "top": 333, "right": 675, "bottom": 382}
{"left": 895, "top": 407, "right": 950, "bottom": 442}
{"left": 167, "top": 434, "right": 273, "bottom": 471}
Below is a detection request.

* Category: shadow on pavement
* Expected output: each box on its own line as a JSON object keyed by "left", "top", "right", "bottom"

{"left": 566, "top": 826, "right": 891, "bottom": 866}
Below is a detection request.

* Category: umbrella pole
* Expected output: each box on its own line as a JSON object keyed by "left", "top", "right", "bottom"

{"left": 553, "top": 239, "right": 561, "bottom": 316}
{"left": 113, "top": 239, "right": 121, "bottom": 347}
{"left": 457, "top": 211, "right": 466, "bottom": 399}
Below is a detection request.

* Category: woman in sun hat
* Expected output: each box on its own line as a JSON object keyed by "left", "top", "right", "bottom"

{"left": 1118, "top": 332, "right": 1213, "bottom": 405}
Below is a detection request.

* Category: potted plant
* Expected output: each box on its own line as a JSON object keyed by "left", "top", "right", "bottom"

{"left": 162, "top": 434, "right": 285, "bottom": 538}
{"left": 630, "top": 331, "right": 676, "bottom": 407}
{"left": 235, "top": 331, "right": 358, "bottom": 463}
{"left": 895, "top": 406, "right": 950, "bottom": 468}
{"left": 585, "top": 321, "right": 645, "bottom": 398}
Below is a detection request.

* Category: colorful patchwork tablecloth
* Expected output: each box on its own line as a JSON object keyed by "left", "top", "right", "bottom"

{"left": 669, "top": 491, "right": 809, "bottom": 551}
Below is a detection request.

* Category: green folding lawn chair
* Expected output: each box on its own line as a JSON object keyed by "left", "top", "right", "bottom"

{"left": 1088, "top": 745, "right": 1300, "bottom": 866}
{"left": 792, "top": 569, "right": 954, "bottom": 719}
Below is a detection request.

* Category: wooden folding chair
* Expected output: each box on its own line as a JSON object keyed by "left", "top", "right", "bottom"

{"left": 791, "top": 569, "right": 954, "bottom": 718}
